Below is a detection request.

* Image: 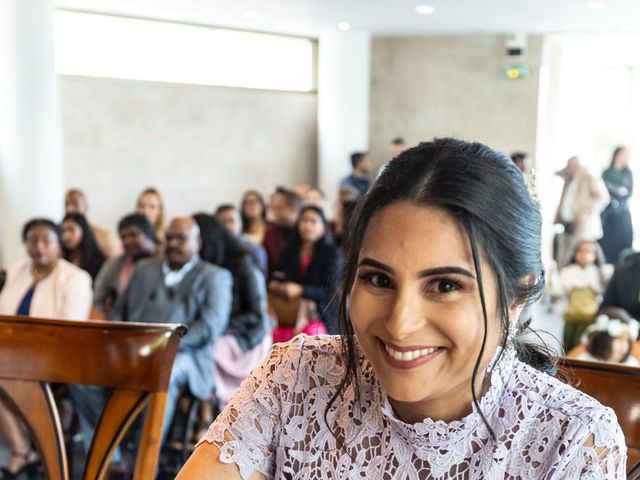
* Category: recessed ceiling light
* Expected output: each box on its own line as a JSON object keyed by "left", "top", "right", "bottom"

{"left": 586, "top": 1, "right": 606, "bottom": 9}
{"left": 415, "top": 5, "right": 436, "bottom": 15}
{"left": 337, "top": 22, "right": 351, "bottom": 31}
{"left": 244, "top": 10, "right": 258, "bottom": 19}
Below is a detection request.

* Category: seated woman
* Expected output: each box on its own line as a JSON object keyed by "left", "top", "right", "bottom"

{"left": 240, "top": 190, "right": 268, "bottom": 247}
{"left": 61, "top": 212, "right": 106, "bottom": 280}
{"left": 193, "top": 214, "right": 272, "bottom": 409}
{"left": 269, "top": 205, "right": 343, "bottom": 339}
{"left": 135, "top": 187, "right": 165, "bottom": 241}
{"left": 0, "top": 218, "right": 92, "bottom": 478}
{"left": 571, "top": 307, "right": 640, "bottom": 366}
{"left": 92, "top": 213, "right": 158, "bottom": 318}
{"left": 178, "top": 138, "right": 626, "bottom": 479}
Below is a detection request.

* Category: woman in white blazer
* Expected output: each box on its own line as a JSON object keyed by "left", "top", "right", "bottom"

{"left": 0, "top": 218, "right": 92, "bottom": 478}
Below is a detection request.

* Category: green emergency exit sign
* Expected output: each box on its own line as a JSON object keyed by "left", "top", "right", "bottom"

{"left": 502, "top": 64, "right": 529, "bottom": 79}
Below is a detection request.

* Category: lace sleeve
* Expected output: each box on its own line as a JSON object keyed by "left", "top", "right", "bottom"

{"left": 562, "top": 407, "right": 627, "bottom": 479}
{"left": 197, "top": 337, "right": 304, "bottom": 479}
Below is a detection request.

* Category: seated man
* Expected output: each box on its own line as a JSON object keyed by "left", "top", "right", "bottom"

{"left": 111, "top": 216, "right": 232, "bottom": 433}
{"left": 70, "top": 216, "right": 233, "bottom": 454}
{"left": 92, "top": 213, "right": 158, "bottom": 318}
{"left": 263, "top": 187, "right": 302, "bottom": 277}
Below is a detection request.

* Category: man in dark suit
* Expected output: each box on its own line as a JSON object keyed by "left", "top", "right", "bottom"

{"left": 110, "top": 216, "right": 233, "bottom": 434}
{"left": 70, "top": 217, "right": 232, "bottom": 456}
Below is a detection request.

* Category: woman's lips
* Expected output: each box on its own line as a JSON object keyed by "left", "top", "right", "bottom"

{"left": 378, "top": 339, "right": 444, "bottom": 369}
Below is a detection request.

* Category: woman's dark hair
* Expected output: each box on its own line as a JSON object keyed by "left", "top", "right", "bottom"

{"left": 586, "top": 307, "right": 633, "bottom": 363}
{"left": 192, "top": 213, "right": 253, "bottom": 273}
{"left": 609, "top": 146, "right": 627, "bottom": 169}
{"left": 22, "top": 218, "right": 62, "bottom": 245}
{"left": 277, "top": 206, "right": 333, "bottom": 267}
{"left": 240, "top": 190, "right": 267, "bottom": 233}
{"left": 327, "top": 138, "right": 554, "bottom": 444}
{"left": 61, "top": 213, "right": 106, "bottom": 279}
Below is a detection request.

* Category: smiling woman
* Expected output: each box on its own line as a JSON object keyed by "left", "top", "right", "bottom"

{"left": 177, "top": 138, "right": 627, "bottom": 479}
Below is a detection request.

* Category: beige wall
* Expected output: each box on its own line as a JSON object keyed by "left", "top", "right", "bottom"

{"left": 369, "top": 35, "right": 543, "bottom": 169}
{"left": 60, "top": 76, "right": 317, "bottom": 229}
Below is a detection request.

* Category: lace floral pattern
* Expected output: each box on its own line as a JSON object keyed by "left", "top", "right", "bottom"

{"left": 201, "top": 335, "right": 627, "bottom": 479}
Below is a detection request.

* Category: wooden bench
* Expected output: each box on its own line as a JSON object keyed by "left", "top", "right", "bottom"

{"left": 0, "top": 314, "right": 186, "bottom": 480}
{"left": 559, "top": 357, "right": 640, "bottom": 478}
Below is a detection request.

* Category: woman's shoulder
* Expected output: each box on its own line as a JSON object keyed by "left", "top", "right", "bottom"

{"left": 268, "top": 334, "right": 344, "bottom": 368}
{"left": 55, "top": 258, "right": 92, "bottom": 284}
{"left": 6, "top": 257, "right": 31, "bottom": 279}
{"left": 254, "top": 335, "right": 345, "bottom": 392}
{"left": 513, "top": 360, "right": 619, "bottom": 428}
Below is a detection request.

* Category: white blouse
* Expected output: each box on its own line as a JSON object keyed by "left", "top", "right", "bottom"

{"left": 201, "top": 335, "right": 626, "bottom": 479}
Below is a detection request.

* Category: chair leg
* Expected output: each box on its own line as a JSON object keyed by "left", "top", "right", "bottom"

{"left": 180, "top": 398, "right": 201, "bottom": 464}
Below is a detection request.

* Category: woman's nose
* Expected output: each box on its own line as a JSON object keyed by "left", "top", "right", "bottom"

{"left": 384, "top": 288, "right": 425, "bottom": 340}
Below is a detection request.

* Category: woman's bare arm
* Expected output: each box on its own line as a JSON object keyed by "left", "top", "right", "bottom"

{"left": 176, "top": 442, "right": 267, "bottom": 480}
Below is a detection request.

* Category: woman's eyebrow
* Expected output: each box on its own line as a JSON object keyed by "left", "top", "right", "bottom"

{"left": 417, "top": 266, "right": 475, "bottom": 279}
{"left": 358, "top": 257, "right": 393, "bottom": 273}
{"left": 358, "top": 257, "right": 475, "bottom": 279}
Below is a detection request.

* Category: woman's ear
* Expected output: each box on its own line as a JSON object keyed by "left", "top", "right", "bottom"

{"left": 508, "top": 303, "right": 525, "bottom": 328}
{"left": 508, "top": 271, "right": 538, "bottom": 325}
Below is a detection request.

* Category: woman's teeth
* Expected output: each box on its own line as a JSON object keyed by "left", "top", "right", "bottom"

{"left": 384, "top": 344, "right": 440, "bottom": 361}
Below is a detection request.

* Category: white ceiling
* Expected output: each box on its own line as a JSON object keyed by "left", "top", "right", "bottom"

{"left": 55, "top": 0, "right": 640, "bottom": 37}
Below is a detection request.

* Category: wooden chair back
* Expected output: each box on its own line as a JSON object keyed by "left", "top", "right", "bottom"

{"left": 267, "top": 292, "right": 301, "bottom": 327}
{"left": 0, "top": 314, "right": 186, "bottom": 480}
{"left": 559, "top": 357, "right": 640, "bottom": 476}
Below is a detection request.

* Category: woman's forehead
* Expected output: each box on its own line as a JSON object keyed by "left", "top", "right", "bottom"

{"left": 359, "top": 202, "right": 474, "bottom": 268}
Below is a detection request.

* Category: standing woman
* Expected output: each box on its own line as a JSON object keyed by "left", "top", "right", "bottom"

{"left": 136, "top": 187, "right": 165, "bottom": 240}
{"left": 60, "top": 213, "right": 106, "bottom": 280}
{"left": 269, "top": 205, "right": 343, "bottom": 339}
{"left": 179, "top": 139, "right": 625, "bottom": 479}
{"left": 0, "top": 219, "right": 92, "bottom": 478}
{"left": 240, "top": 190, "right": 268, "bottom": 246}
{"left": 600, "top": 146, "right": 633, "bottom": 264}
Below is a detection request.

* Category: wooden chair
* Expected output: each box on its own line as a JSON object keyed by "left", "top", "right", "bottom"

{"left": 0, "top": 314, "right": 187, "bottom": 480}
{"left": 559, "top": 357, "right": 640, "bottom": 477}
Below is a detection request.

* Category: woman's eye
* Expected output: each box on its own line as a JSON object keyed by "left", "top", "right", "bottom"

{"left": 431, "top": 279, "right": 461, "bottom": 294}
{"left": 359, "top": 272, "right": 393, "bottom": 289}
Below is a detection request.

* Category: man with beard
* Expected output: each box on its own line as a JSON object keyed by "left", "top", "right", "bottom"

{"left": 70, "top": 216, "right": 233, "bottom": 464}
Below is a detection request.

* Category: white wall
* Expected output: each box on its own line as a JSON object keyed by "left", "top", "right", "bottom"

{"left": 60, "top": 76, "right": 318, "bottom": 229}
{"left": 0, "top": 0, "right": 63, "bottom": 267}
{"left": 317, "top": 32, "right": 370, "bottom": 207}
{"left": 369, "top": 35, "right": 543, "bottom": 169}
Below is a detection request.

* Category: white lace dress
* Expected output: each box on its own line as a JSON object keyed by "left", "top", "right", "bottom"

{"left": 200, "top": 335, "right": 627, "bottom": 479}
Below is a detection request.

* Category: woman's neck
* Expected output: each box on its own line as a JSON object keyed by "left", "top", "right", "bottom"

{"left": 68, "top": 249, "right": 83, "bottom": 265}
{"left": 247, "top": 218, "right": 265, "bottom": 233}
{"left": 32, "top": 260, "right": 57, "bottom": 283}
{"left": 389, "top": 365, "right": 492, "bottom": 424}
{"left": 300, "top": 242, "right": 315, "bottom": 257}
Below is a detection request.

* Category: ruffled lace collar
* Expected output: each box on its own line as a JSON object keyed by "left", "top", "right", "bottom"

{"left": 367, "top": 345, "right": 516, "bottom": 446}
